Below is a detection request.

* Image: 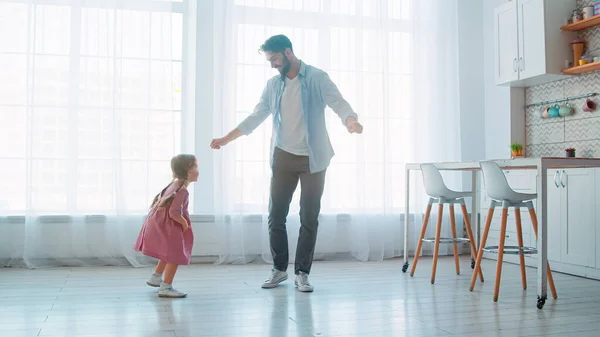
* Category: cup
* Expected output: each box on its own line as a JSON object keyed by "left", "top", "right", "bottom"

{"left": 583, "top": 98, "right": 596, "bottom": 112}
{"left": 580, "top": 59, "right": 588, "bottom": 66}
{"left": 559, "top": 102, "right": 573, "bottom": 117}
{"left": 583, "top": 6, "right": 594, "bottom": 19}
{"left": 548, "top": 104, "right": 560, "bottom": 118}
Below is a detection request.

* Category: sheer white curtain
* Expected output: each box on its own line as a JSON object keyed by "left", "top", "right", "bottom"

{"left": 0, "top": 0, "right": 464, "bottom": 269}
{"left": 212, "top": 0, "right": 464, "bottom": 265}
{"left": 0, "top": 0, "right": 184, "bottom": 267}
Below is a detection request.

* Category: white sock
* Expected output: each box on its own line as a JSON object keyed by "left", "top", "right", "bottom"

{"left": 152, "top": 272, "right": 162, "bottom": 277}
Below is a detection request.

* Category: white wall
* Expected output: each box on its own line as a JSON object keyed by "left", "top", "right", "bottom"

{"left": 457, "top": 0, "right": 486, "bottom": 194}
{"left": 483, "top": 0, "right": 510, "bottom": 160}
{"left": 457, "top": 0, "right": 485, "bottom": 163}
{"left": 482, "top": 0, "right": 526, "bottom": 160}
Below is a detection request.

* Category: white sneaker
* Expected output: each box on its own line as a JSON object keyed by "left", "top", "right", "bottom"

{"left": 146, "top": 273, "right": 162, "bottom": 287}
{"left": 158, "top": 283, "right": 187, "bottom": 298}
{"left": 294, "top": 272, "right": 313, "bottom": 292}
{"left": 261, "top": 269, "right": 288, "bottom": 289}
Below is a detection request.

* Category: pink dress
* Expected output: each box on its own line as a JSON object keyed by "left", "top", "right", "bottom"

{"left": 134, "top": 182, "right": 194, "bottom": 265}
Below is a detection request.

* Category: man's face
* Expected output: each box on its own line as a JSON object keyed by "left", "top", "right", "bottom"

{"left": 265, "top": 50, "right": 290, "bottom": 75}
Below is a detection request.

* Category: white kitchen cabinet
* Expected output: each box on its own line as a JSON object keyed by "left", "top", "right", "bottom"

{"left": 529, "top": 169, "right": 596, "bottom": 268}
{"left": 557, "top": 169, "right": 596, "bottom": 267}
{"left": 494, "top": 0, "right": 576, "bottom": 87}
{"left": 546, "top": 169, "right": 562, "bottom": 263}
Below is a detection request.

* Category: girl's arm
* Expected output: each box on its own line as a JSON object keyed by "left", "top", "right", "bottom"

{"left": 168, "top": 188, "right": 190, "bottom": 231}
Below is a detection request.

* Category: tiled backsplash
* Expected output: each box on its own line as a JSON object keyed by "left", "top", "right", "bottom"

{"left": 525, "top": 0, "right": 600, "bottom": 158}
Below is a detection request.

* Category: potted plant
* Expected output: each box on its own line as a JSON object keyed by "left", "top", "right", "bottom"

{"left": 565, "top": 148, "right": 576, "bottom": 157}
{"left": 510, "top": 142, "right": 524, "bottom": 158}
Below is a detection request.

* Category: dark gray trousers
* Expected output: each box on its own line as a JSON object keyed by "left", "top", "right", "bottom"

{"left": 269, "top": 147, "right": 326, "bottom": 275}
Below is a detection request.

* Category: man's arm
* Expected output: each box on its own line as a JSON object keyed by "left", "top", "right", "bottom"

{"left": 319, "top": 72, "right": 359, "bottom": 126}
{"left": 211, "top": 82, "right": 272, "bottom": 149}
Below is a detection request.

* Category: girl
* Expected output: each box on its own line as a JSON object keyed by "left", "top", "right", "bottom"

{"left": 134, "top": 154, "right": 198, "bottom": 298}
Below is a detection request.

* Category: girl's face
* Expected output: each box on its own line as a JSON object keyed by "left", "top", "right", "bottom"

{"left": 187, "top": 160, "right": 199, "bottom": 182}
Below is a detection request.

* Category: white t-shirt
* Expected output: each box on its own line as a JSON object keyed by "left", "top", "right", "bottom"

{"left": 277, "top": 75, "right": 309, "bottom": 156}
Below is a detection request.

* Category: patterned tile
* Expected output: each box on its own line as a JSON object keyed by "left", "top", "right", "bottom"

{"left": 526, "top": 122, "right": 565, "bottom": 145}
{"left": 526, "top": 80, "right": 564, "bottom": 105}
{"left": 564, "top": 139, "right": 600, "bottom": 158}
{"left": 580, "top": 24, "right": 600, "bottom": 54}
{"left": 527, "top": 143, "right": 567, "bottom": 158}
{"left": 578, "top": 0, "right": 594, "bottom": 6}
{"left": 565, "top": 116, "right": 600, "bottom": 141}
{"left": 565, "top": 73, "right": 593, "bottom": 98}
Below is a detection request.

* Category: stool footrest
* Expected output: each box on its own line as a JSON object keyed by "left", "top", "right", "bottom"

{"left": 422, "top": 237, "right": 470, "bottom": 244}
{"left": 483, "top": 245, "right": 538, "bottom": 255}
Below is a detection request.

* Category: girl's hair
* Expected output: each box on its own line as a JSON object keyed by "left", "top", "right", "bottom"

{"left": 170, "top": 154, "right": 196, "bottom": 180}
{"left": 150, "top": 154, "right": 196, "bottom": 208}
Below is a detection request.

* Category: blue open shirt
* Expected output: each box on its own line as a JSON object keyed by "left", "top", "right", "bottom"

{"left": 236, "top": 61, "right": 358, "bottom": 173}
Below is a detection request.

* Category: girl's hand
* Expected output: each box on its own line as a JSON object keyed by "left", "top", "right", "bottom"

{"left": 182, "top": 223, "right": 190, "bottom": 232}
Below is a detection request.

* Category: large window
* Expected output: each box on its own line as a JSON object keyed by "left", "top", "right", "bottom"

{"left": 230, "top": 0, "right": 413, "bottom": 214}
{"left": 0, "top": 0, "right": 185, "bottom": 215}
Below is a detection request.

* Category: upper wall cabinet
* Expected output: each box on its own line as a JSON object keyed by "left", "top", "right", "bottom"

{"left": 494, "top": 0, "right": 577, "bottom": 87}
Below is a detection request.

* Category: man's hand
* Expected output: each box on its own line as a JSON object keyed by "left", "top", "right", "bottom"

{"left": 346, "top": 117, "right": 363, "bottom": 134}
{"left": 210, "top": 129, "right": 243, "bottom": 149}
{"left": 210, "top": 137, "right": 230, "bottom": 150}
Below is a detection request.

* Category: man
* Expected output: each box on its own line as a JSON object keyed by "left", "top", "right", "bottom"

{"left": 210, "top": 34, "right": 363, "bottom": 292}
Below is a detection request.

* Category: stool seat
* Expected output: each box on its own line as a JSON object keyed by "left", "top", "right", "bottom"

{"left": 496, "top": 191, "right": 537, "bottom": 204}
{"left": 431, "top": 190, "right": 473, "bottom": 200}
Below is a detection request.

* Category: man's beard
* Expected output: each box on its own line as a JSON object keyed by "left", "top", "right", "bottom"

{"left": 279, "top": 56, "right": 291, "bottom": 75}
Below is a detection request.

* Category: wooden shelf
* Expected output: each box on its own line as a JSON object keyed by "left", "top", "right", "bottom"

{"left": 562, "top": 61, "right": 600, "bottom": 75}
{"left": 561, "top": 14, "right": 600, "bottom": 31}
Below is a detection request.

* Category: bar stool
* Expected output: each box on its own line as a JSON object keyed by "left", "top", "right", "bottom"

{"left": 410, "top": 164, "right": 484, "bottom": 284}
{"left": 469, "top": 161, "right": 557, "bottom": 303}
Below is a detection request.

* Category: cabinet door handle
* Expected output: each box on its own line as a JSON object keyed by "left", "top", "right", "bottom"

{"left": 513, "top": 58, "right": 518, "bottom": 72}
{"left": 554, "top": 170, "right": 559, "bottom": 188}
{"left": 519, "top": 57, "right": 524, "bottom": 71}
{"left": 560, "top": 170, "right": 566, "bottom": 187}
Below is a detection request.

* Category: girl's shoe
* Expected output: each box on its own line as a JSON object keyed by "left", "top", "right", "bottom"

{"left": 158, "top": 282, "right": 187, "bottom": 298}
{"left": 146, "top": 273, "right": 162, "bottom": 287}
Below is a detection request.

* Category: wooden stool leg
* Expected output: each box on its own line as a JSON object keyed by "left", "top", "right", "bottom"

{"left": 431, "top": 203, "right": 444, "bottom": 284}
{"left": 461, "top": 204, "right": 484, "bottom": 282}
{"left": 515, "top": 208, "right": 527, "bottom": 290}
{"left": 449, "top": 205, "right": 460, "bottom": 275}
{"left": 410, "top": 203, "right": 433, "bottom": 276}
{"left": 494, "top": 207, "right": 509, "bottom": 302}
{"left": 471, "top": 207, "right": 495, "bottom": 291}
{"left": 529, "top": 209, "right": 558, "bottom": 299}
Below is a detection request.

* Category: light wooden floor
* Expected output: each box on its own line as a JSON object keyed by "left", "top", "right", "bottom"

{"left": 2, "top": 257, "right": 600, "bottom": 337}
